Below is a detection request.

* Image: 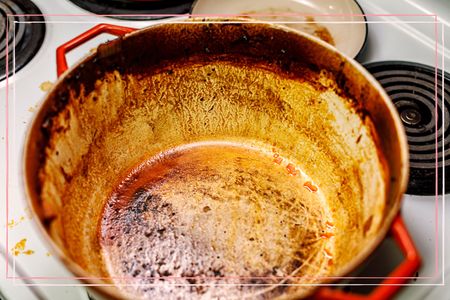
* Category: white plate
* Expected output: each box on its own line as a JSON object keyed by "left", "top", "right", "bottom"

{"left": 191, "top": 0, "right": 367, "bottom": 59}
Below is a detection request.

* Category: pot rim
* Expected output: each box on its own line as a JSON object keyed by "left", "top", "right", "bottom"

{"left": 22, "top": 18, "right": 409, "bottom": 299}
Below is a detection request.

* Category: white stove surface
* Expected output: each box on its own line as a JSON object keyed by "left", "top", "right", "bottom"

{"left": 0, "top": 0, "right": 449, "bottom": 299}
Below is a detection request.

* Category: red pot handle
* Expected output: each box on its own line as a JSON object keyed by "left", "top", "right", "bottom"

{"left": 56, "top": 23, "right": 137, "bottom": 77}
{"left": 313, "top": 215, "right": 421, "bottom": 300}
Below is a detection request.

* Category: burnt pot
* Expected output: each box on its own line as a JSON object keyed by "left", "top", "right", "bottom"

{"left": 24, "top": 20, "right": 409, "bottom": 299}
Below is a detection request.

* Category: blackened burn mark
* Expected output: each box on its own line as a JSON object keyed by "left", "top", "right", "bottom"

{"left": 356, "top": 134, "right": 362, "bottom": 144}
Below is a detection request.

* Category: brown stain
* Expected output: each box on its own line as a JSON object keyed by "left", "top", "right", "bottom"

{"left": 363, "top": 215, "right": 374, "bottom": 236}
{"left": 272, "top": 151, "right": 283, "bottom": 164}
{"left": 304, "top": 16, "right": 335, "bottom": 45}
{"left": 240, "top": 10, "right": 335, "bottom": 45}
{"left": 99, "top": 142, "right": 330, "bottom": 298}
{"left": 286, "top": 163, "right": 299, "bottom": 176}
{"left": 273, "top": 153, "right": 283, "bottom": 164}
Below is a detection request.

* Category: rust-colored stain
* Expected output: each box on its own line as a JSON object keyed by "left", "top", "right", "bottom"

{"left": 363, "top": 215, "right": 374, "bottom": 235}
{"left": 273, "top": 157, "right": 283, "bottom": 164}
{"left": 303, "top": 181, "right": 318, "bottom": 192}
{"left": 241, "top": 11, "right": 335, "bottom": 45}
{"left": 286, "top": 163, "right": 299, "bottom": 176}
{"left": 320, "top": 232, "right": 335, "bottom": 239}
{"left": 321, "top": 221, "right": 335, "bottom": 239}
{"left": 273, "top": 153, "right": 283, "bottom": 164}
{"left": 11, "top": 238, "right": 35, "bottom": 256}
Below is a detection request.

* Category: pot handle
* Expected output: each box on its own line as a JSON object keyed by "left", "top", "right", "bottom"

{"left": 56, "top": 23, "right": 136, "bottom": 77}
{"left": 313, "top": 215, "right": 421, "bottom": 300}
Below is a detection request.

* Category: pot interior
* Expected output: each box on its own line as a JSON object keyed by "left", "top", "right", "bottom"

{"left": 25, "top": 22, "right": 406, "bottom": 299}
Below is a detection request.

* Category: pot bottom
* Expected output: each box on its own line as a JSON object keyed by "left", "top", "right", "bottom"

{"left": 99, "top": 140, "right": 334, "bottom": 299}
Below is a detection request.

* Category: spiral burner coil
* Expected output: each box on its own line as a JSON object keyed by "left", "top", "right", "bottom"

{"left": 0, "top": 0, "right": 45, "bottom": 82}
{"left": 66, "top": 0, "right": 194, "bottom": 20}
{"left": 365, "top": 61, "right": 449, "bottom": 195}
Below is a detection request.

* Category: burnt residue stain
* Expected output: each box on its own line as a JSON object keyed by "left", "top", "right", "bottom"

{"left": 356, "top": 134, "right": 362, "bottom": 144}
{"left": 99, "top": 142, "right": 329, "bottom": 299}
{"left": 43, "top": 22, "right": 352, "bottom": 105}
{"left": 130, "top": 188, "right": 153, "bottom": 215}
{"left": 34, "top": 22, "right": 369, "bottom": 212}
{"left": 101, "top": 195, "right": 236, "bottom": 297}
{"left": 59, "top": 166, "right": 72, "bottom": 183}
{"left": 355, "top": 107, "right": 370, "bottom": 122}
{"left": 363, "top": 215, "right": 373, "bottom": 236}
